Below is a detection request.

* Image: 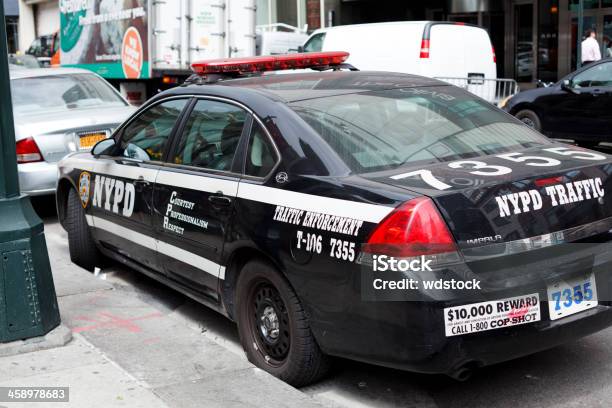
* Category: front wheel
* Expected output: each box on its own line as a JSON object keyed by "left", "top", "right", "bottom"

{"left": 66, "top": 187, "right": 102, "bottom": 271}
{"left": 236, "top": 259, "right": 330, "bottom": 387}
{"left": 515, "top": 109, "right": 542, "bottom": 132}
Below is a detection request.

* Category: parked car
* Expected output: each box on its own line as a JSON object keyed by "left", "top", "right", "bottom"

{"left": 502, "top": 58, "right": 612, "bottom": 148}
{"left": 56, "top": 52, "right": 612, "bottom": 386}
{"left": 300, "top": 21, "right": 498, "bottom": 102}
{"left": 8, "top": 53, "right": 41, "bottom": 69}
{"left": 10, "top": 68, "right": 136, "bottom": 195}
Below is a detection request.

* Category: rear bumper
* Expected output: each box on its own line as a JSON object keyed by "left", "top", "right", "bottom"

{"left": 428, "top": 303, "right": 612, "bottom": 374}
{"left": 18, "top": 161, "right": 58, "bottom": 196}
{"left": 312, "top": 241, "right": 612, "bottom": 376}
{"left": 319, "top": 290, "right": 612, "bottom": 377}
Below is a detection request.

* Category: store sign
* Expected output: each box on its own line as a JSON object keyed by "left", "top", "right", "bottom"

{"left": 59, "top": 0, "right": 150, "bottom": 79}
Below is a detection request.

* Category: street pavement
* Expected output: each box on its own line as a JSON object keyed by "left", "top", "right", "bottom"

{"left": 18, "top": 196, "right": 612, "bottom": 407}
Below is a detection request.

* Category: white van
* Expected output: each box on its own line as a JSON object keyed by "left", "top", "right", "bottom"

{"left": 301, "top": 21, "right": 500, "bottom": 101}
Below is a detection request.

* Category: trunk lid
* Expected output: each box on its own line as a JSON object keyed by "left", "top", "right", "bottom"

{"left": 364, "top": 144, "right": 612, "bottom": 248}
{"left": 14, "top": 105, "right": 135, "bottom": 163}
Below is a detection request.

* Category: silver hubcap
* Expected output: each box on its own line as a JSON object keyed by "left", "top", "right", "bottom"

{"left": 259, "top": 305, "right": 280, "bottom": 341}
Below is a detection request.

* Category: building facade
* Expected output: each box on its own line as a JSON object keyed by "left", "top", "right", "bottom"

{"left": 17, "top": 0, "right": 58, "bottom": 52}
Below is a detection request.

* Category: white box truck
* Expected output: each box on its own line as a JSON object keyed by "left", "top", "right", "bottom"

{"left": 57, "top": 0, "right": 257, "bottom": 103}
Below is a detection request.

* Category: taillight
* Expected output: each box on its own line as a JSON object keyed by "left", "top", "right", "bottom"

{"left": 535, "top": 176, "right": 563, "bottom": 187}
{"left": 16, "top": 137, "right": 43, "bottom": 164}
{"left": 365, "top": 197, "right": 456, "bottom": 257}
{"left": 492, "top": 45, "right": 497, "bottom": 63}
{"left": 419, "top": 39, "right": 430, "bottom": 59}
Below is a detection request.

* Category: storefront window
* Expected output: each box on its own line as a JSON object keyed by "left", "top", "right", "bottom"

{"left": 538, "top": 1, "right": 559, "bottom": 82}
{"left": 569, "top": 0, "right": 599, "bottom": 11}
{"left": 6, "top": 18, "right": 19, "bottom": 54}
{"left": 604, "top": 15, "right": 612, "bottom": 59}
{"left": 571, "top": 15, "right": 597, "bottom": 70}
{"left": 515, "top": 3, "right": 534, "bottom": 82}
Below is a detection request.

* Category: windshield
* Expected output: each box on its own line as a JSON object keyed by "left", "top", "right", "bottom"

{"left": 290, "top": 87, "right": 550, "bottom": 173}
{"left": 10, "top": 74, "right": 127, "bottom": 115}
{"left": 303, "top": 33, "right": 325, "bottom": 52}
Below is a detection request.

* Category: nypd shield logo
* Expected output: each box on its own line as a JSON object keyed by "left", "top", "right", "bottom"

{"left": 78, "top": 172, "right": 91, "bottom": 208}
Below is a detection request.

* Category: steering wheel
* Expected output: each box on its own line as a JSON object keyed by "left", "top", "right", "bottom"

{"left": 191, "top": 143, "right": 216, "bottom": 166}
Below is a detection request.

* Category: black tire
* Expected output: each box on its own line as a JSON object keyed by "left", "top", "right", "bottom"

{"left": 65, "top": 188, "right": 102, "bottom": 271}
{"left": 515, "top": 109, "right": 542, "bottom": 132}
{"left": 236, "top": 259, "right": 330, "bottom": 387}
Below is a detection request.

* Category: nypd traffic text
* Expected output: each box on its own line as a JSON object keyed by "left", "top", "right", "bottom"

{"left": 495, "top": 177, "right": 604, "bottom": 218}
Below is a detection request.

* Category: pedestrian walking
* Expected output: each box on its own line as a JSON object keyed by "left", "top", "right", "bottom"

{"left": 581, "top": 28, "right": 602, "bottom": 65}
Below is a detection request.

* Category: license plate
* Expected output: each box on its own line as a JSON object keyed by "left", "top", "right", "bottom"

{"left": 467, "top": 73, "right": 485, "bottom": 85}
{"left": 79, "top": 132, "right": 108, "bottom": 149}
{"left": 547, "top": 273, "right": 598, "bottom": 321}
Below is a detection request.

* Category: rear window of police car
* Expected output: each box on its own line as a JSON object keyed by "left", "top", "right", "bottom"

{"left": 290, "top": 87, "right": 549, "bottom": 173}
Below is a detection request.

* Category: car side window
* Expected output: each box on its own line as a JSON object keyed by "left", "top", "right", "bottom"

{"left": 118, "top": 99, "right": 189, "bottom": 161}
{"left": 245, "top": 122, "right": 278, "bottom": 178}
{"left": 172, "top": 99, "right": 247, "bottom": 172}
{"left": 573, "top": 62, "right": 612, "bottom": 88}
{"left": 303, "top": 33, "right": 325, "bottom": 52}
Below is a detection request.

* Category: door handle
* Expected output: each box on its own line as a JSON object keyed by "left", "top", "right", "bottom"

{"left": 134, "top": 176, "right": 150, "bottom": 192}
{"left": 208, "top": 194, "right": 232, "bottom": 207}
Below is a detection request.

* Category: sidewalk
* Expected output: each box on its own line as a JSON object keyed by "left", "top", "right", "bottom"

{"left": 0, "top": 218, "right": 323, "bottom": 408}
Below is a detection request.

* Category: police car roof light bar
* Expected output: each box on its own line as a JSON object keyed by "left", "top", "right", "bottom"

{"left": 191, "top": 51, "right": 350, "bottom": 75}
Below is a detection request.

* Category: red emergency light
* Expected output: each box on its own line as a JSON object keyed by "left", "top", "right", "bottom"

{"left": 191, "top": 51, "right": 350, "bottom": 75}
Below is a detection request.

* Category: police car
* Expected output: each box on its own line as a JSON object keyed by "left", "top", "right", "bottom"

{"left": 56, "top": 52, "right": 612, "bottom": 386}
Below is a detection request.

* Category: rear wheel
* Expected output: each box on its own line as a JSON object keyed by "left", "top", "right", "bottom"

{"left": 515, "top": 109, "right": 542, "bottom": 132}
{"left": 236, "top": 259, "right": 330, "bottom": 387}
{"left": 66, "top": 187, "right": 102, "bottom": 271}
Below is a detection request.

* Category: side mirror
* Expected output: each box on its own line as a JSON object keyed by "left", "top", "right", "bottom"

{"left": 91, "top": 138, "right": 116, "bottom": 157}
{"left": 561, "top": 79, "right": 580, "bottom": 94}
{"left": 297, "top": 45, "right": 304, "bottom": 53}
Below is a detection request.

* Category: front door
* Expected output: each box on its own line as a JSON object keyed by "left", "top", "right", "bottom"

{"left": 90, "top": 98, "right": 191, "bottom": 272}
{"left": 153, "top": 98, "right": 248, "bottom": 296}
{"left": 545, "top": 61, "right": 612, "bottom": 139}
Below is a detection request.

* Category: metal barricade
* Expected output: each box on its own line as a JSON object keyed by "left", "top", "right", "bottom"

{"left": 434, "top": 77, "right": 520, "bottom": 106}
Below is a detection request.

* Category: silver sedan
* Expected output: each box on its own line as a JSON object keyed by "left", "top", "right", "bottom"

{"left": 10, "top": 68, "right": 136, "bottom": 195}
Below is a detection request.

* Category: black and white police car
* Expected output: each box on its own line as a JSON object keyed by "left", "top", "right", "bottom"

{"left": 56, "top": 52, "right": 612, "bottom": 385}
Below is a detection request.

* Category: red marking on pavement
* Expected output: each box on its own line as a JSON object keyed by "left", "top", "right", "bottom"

{"left": 142, "top": 337, "right": 161, "bottom": 345}
{"left": 72, "top": 311, "right": 163, "bottom": 334}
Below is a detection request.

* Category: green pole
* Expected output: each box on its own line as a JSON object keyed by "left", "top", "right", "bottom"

{"left": 577, "top": 0, "right": 583, "bottom": 69}
{"left": 0, "top": 2, "right": 60, "bottom": 342}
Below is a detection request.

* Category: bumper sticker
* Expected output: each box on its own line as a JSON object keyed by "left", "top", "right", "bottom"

{"left": 444, "top": 293, "right": 541, "bottom": 337}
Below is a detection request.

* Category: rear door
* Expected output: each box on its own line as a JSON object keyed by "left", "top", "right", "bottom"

{"left": 90, "top": 97, "right": 191, "bottom": 272}
{"left": 428, "top": 24, "right": 497, "bottom": 101}
{"left": 429, "top": 24, "right": 466, "bottom": 78}
{"left": 152, "top": 97, "right": 249, "bottom": 296}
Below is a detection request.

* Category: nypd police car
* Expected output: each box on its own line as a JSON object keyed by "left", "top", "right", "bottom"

{"left": 56, "top": 52, "right": 612, "bottom": 386}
